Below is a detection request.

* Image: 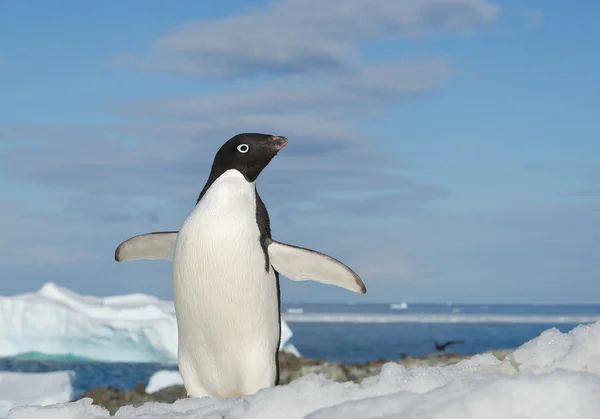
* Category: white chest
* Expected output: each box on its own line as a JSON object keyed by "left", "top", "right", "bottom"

{"left": 175, "top": 170, "right": 265, "bottom": 277}
{"left": 171, "top": 170, "right": 281, "bottom": 398}
{"left": 171, "top": 169, "right": 278, "bottom": 332}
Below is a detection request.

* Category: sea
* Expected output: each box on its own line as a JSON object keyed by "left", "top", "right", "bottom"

{"left": 2, "top": 302, "right": 599, "bottom": 398}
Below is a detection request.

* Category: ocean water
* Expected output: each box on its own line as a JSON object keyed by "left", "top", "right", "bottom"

{"left": 1, "top": 302, "right": 598, "bottom": 397}
{"left": 282, "top": 302, "right": 596, "bottom": 362}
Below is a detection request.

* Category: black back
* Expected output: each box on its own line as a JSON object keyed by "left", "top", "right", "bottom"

{"left": 255, "top": 189, "right": 282, "bottom": 385}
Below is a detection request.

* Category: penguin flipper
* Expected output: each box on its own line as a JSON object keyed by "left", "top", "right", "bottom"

{"left": 266, "top": 239, "right": 366, "bottom": 294}
{"left": 115, "top": 231, "right": 178, "bottom": 262}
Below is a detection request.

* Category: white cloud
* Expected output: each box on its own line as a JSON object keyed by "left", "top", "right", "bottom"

{"left": 0, "top": 57, "right": 452, "bottom": 214}
{"left": 0, "top": 0, "right": 534, "bottom": 302}
{"left": 132, "top": 58, "right": 451, "bottom": 119}
{"left": 114, "top": 0, "right": 498, "bottom": 78}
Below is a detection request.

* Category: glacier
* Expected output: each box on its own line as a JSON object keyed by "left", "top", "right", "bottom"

{"left": 6, "top": 320, "right": 600, "bottom": 419}
{"left": 0, "top": 282, "right": 298, "bottom": 363}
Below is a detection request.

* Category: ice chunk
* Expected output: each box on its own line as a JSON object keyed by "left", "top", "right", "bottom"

{"left": 0, "top": 282, "right": 298, "bottom": 363}
{"left": 146, "top": 370, "right": 184, "bottom": 394}
{"left": 0, "top": 371, "right": 73, "bottom": 418}
{"left": 504, "top": 320, "right": 600, "bottom": 374}
{"left": 6, "top": 321, "right": 600, "bottom": 418}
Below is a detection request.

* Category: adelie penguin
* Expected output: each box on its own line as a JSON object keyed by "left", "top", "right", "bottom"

{"left": 114, "top": 133, "right": 366, "bottom": 399}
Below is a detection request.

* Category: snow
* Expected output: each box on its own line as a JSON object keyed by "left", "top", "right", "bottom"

{"left": 6, "top": 321, "right": 600, "bottom": 419}
{"left": 146, "top": 370, "right": 184, "bottom": 394}
{"left": 0, "top": 371, "right": 73, "bottom": 418}
{"left": 0, "top": 282, "right": 298, "bottom": 363}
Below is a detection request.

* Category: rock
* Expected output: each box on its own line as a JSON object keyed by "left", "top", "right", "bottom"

{"left": 80, "top": 386, "right": 153, "bottom": 416}
{"left": 79, "top": 349, "right": 513, "bottom": 415}
{"left": 152, "top": 384, "right": 188, "bottom": 402}
{"left": 134, "top": 382, "right": 146, "bottom": 395}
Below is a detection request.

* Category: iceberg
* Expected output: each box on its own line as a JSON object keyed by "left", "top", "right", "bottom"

{"left": 6, "top": 320, "right": 600, "bottom": 418}
{"left": 0, "top": 282, "right": 298, "bottom": 363}
{"left": 0, "top": 370, "right": 73, "bottom": 418}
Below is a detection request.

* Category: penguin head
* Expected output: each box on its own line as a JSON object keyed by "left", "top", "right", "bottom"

{"left": 211, "top": 133, "right": 288, "bottom": 182}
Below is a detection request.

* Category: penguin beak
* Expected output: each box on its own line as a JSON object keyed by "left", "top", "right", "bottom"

{"left": 271, "top": 136, "right": 288, "bottom": 150}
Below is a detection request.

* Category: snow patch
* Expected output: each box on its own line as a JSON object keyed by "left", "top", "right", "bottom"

{"left": 0, "top": 371, "right": 73, "bottom": 418}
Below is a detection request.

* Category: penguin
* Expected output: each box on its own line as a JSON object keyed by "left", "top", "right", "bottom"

{"left": 114, "top": 133, "right": 366, "bottom": 400}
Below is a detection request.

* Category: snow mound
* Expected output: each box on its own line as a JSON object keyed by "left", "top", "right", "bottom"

{"left": 0, "top": 282, "right": 298, "bottom": 363}
{"left": 0, "top": 371, "right": 73, "bottom": 418}
{"left": 6, "top": 321, "right": 600, "bottom": 419}
{"left": 146, "top": 370, "right": 184, "bottom": 394}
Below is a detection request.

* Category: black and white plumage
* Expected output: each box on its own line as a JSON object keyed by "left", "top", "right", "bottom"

{"left": 114, "top": 133, "right": 366, "bottom": 399}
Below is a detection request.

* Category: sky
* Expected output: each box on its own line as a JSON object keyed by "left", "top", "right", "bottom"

{"left": 0, "top": 0, "right": 599, "bottom": 304}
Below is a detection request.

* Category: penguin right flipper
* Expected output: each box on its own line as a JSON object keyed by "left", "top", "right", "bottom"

{"left": 114, "top": 232, "right": 178, "bottom": 262}
{"left": 266, "top": 239, "right": 367, "bottom": 294}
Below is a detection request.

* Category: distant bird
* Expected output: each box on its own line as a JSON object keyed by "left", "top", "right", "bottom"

{"left": 433, "top": 339, "right": 464, "bottom": 352}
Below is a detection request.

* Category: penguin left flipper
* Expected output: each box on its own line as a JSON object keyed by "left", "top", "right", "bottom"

{"left": 265, "top": 238, "right": 367, "bottom": 294}
{"left": 114, "top": 232, "right": 178, "bottom": 262}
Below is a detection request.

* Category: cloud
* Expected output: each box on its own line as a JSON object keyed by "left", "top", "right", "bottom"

{"left": 0, "top": 0, "right": 518, "bottom": 301}
{"left": 133, "top": 58, "right": 451, "bottom": 119}
{"left": 0, "top": 57, "right": 452, "bottom": 216}
{"left": 0, "top": 1, "right": 486, "bottom": 215}
{"left": 114, "top": 0, "right": 498, "bottom": 79}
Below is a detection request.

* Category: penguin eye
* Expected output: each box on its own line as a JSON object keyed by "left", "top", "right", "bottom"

{"left": 237, "top": 144, "right": 249, "bottom": 153}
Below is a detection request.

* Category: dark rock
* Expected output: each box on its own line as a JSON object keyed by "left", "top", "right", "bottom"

{"left": 134, "top": 382, "right": 146, "bottom": 395}
{"left": 83, "top": 387, "right": 147, "bottom": 415}
{"left": 152, "top": 384, "right": 188, "bottom": 402}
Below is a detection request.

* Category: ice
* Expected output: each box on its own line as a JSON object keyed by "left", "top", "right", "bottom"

{"left": 6, "top": 321, "right": 600, "bottom": 419}
{"left": 146, "top": 370, "right": 184, "bottom": 393}
{"left": 286, "top": 308, "right": 304, "bottom": 314}
{"left": 0, "top": 371, "right": 73, "bottom": 418}
{"left": 282, "top": 312, "right": 600, "bottom": 323}
{"left": 0, "top": 282, "right": 298, "bottom": 363}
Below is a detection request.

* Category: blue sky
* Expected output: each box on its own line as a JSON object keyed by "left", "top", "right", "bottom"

{"left": 0, "top": 0, "right": 599, "bottom": 303}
